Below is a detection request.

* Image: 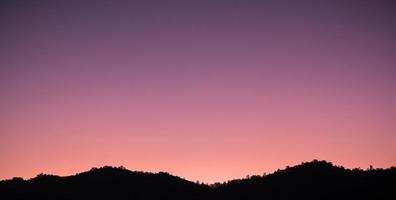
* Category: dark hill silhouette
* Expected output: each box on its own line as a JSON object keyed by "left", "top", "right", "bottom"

{"left": 0, "top": 166, "right": 208, "bottom": 200}
{"left": 214, "top": 160, "right": 396, "bottom": 199}
{"left": 1, "top": 160, "right": 395, "bottom": 200}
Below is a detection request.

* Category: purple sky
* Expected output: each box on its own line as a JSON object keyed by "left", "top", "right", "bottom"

{"left": 1, "top": 0, "right": 396, "bottom": 183}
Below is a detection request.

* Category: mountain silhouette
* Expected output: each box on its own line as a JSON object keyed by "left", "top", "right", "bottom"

{"left": 1, "top": 160, "right": 395, "bottom": 200}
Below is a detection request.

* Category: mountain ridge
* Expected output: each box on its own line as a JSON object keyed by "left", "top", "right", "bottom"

{"left": 1, "top": 160, "right": 395, "bottom": 200}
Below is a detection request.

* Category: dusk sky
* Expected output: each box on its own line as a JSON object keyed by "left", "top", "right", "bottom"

{"left": 1, "top": 0, "right": 396, "bottom": 183}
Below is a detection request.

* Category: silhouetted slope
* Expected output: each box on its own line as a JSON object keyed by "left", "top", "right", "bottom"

{"left": 1, "top": 161, "right": 395, "bottom": 200}
{"left": 214, "top": 160, "right": 396, "bottom": 199}
{"left": 0, "top": 166, "right": 208, "bottom": 200}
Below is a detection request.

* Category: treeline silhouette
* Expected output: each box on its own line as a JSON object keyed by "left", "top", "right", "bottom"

{"left": 1, "top": 160, "right": 395, "bottom": 200}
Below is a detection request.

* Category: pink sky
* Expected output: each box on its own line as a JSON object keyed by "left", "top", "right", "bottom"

{"left": 1, "top": 0, "right": 396, "bottom": 183}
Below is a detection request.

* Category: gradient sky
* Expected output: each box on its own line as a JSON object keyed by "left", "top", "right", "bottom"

{"left": 1, "top": 0, "right": 396, "bottom": 183}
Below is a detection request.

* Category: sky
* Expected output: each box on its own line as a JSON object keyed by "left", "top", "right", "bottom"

{"left": 0, "top": 0, "right": 396, "bottom": 183}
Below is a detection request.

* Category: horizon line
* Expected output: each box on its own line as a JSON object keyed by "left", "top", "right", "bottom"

{"left": 3, "top": 159, "right": 395, "bottom": 184}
